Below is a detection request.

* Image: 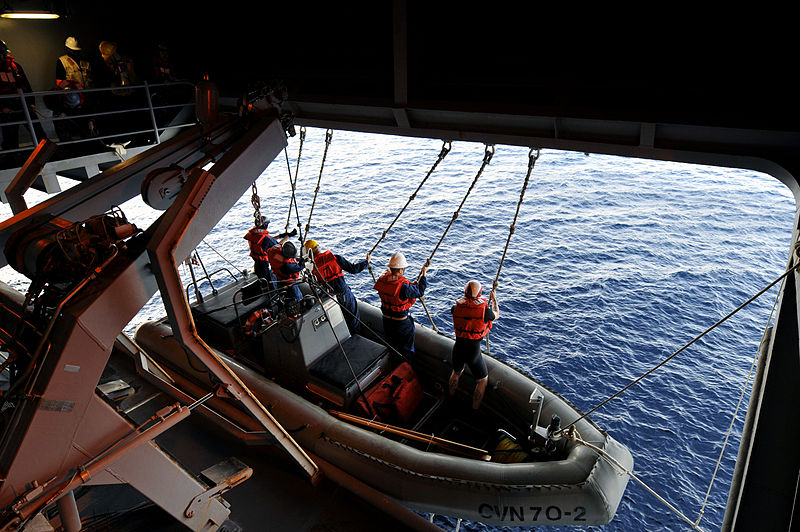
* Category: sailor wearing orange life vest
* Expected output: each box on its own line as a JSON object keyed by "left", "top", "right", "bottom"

{"left": 243, "top": 216, "right": 296, "bottom": 289}
{"left": 373, "top": 253, "right": 428, "bottom": 359}
{"left": 304, "top": 239, "right": 371, "bottom": 334}
{"left": 449, "top": 280, "right": 499, "bottom": 409}
{"left": 267, "top": 240, "right": 304, "bottom": 303}
{"left": 0, "top": 40, "right": 45, "bottom": 152}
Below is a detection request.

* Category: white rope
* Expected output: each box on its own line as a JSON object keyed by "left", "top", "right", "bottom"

{"left": 571, "top": 435, "right": 706, "bottom": 531}
{"left": 693, "top": 270, "right": 784, "bottom": 527}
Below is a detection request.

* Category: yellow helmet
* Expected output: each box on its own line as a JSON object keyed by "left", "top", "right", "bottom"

{"left": 304, "top": 239, "right": 319, "bottom": 251}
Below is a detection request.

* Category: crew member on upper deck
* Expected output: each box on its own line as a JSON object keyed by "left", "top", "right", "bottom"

{"left": 373, "top": 252, "right": 428, "bottom": 360}
{"left": 1, "top": 40, "right": 46, "bottom": 155}
{"left": 55, "top": 36, "right": 96, "bottom": 138}
{"left": 304, "top": 239, "right": 370, "bottom": 334}
{"left": 449, "top": 280, "right": 499, "bottom": 409}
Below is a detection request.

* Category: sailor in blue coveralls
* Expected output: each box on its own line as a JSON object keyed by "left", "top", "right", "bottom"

{"left": 373, "top": 252, "right": 428, "bottom": 360}
{"left": 305, "top": 239, "right": 371, "bottom": 334}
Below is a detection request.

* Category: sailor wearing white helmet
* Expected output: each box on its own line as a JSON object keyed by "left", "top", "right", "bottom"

{"left": 449, "top": 280, "right": 499, "bottom": 409}
{"left": 373, "top": 252, "right": 428, "bottom": 360}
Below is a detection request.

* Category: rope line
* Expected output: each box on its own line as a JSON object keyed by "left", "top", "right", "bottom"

{"left": 564, "top": 261, "right": 800, "bottom": 431}
{"left": 285, "top": 127, "right": 306, "bottom": 233}
{"left": 420, "top": 144, "right": 494, "bottom": 276}
{"left": 367, "top": 140, "right": 452, "bottom": 282}
{"left": 571, "top": 435, "right": 706, "bottom": 532}
{"left": 284, "top": 145, "right": 307, "bottom": 247}
{"left": 415, "top": 144, "right": 493, "bottom": 332}
{"left": 486, "top": 148, "right": 540, "bottom": 355}
{"left": 694, "top": 260, "right": 787, "bottom": 527}
{"left": 202, "top": 239, "right": 241, "bottom": 274}
{"left": 492, "top": 148, "right": 540, "bottom": 291}
{"left": 304, "top": 129, "right": 333, "bottom": 238}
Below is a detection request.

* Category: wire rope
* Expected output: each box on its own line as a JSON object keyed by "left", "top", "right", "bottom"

{"left": 285, "top": 126, "right": 306, "bottom": 233}
{"left": 486, "top": 148, "right": 540, "bottom": 355}
{"left": 693, "top": 248, "right": 795, "bottom": 527}
{"left": 417, "top": 145, "right": 494, "bottom": 331}
{"left": 562, "top": 261, "right": 800, "bottom": 431}
{"left": 367, "top": 140, "right": 452, "bottom": 282}
{"left": 304, "top": 129, "right": 333, "bottom": 239}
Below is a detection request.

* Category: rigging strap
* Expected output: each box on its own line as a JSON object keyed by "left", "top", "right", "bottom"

{"left": 367, "top": 140, "right": 452, "bottom": 282}
{"left": 304, "top": 129, "right": 333, "bottom": 237}
{"left": 486, "top": 148, "right": 540, "bottom": 355}
{"left": 285, "top": 126, "right": 306, "bottom": 233}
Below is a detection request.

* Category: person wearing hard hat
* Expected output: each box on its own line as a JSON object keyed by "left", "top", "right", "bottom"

{"left": 244, "top": 216, "right": 295, "bottom": 290}
{"left": 373, "top": 252, "right": 428, "bottom": 360}
{"left": 56, "top": 37, "right": 92, "bottom": 89}
{"left": 267, "top": 240, "right": 304, "bottom": 303}
{"left": 449, "top": 280, "right": 499, "bottom": 409}
{"left": 55, "top": 36, "right": 96, "bottom": 138}
{"left": 304, "top": 239, "right": 371, "bottom": 334}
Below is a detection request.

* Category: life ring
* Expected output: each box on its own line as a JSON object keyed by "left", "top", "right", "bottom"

{"left": 243, "top": 308, "right": 271, "bottom": 336}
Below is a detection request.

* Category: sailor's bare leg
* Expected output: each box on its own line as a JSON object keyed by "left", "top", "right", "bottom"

{"left": 449, "top": 370, "right": 462, "bottom": 395}
{"left": 473, "top": 376, "right": 488, "bottom": 409}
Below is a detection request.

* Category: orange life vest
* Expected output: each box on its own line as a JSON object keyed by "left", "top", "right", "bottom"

{"left": 244, "top": 227, "right": 271, "bottom": 261}
{"left": 452, "top": 296, "right": 492, "bottom": 340}
{"left": 312, "top": 250, "right": 344, "bottom": 283}
{"left": 243, "top": 308, "right": 270, "bottom": 336}
{"left": 267, "top": 245, "right": 299, "bottom": 281}
{"left": 374, "top": 271, "right": 415, "bottom": 314}
{"left": 0, "top": 59, "right": 22, "bottom": 94}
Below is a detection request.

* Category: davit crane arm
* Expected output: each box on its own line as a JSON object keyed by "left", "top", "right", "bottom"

{"left": 0, "top": 83, "right": 318, "bottom": 531}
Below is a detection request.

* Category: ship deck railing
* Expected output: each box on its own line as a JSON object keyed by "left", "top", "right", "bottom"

{"left": 0, "top": 81, "right": 197, "bottom": 200}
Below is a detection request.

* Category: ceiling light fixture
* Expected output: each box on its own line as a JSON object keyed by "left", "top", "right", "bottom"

{"left": 1, "top": 10, "right": 59, "bottom": 18}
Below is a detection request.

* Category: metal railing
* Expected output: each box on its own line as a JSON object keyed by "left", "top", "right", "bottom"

{"left": 0, "top": 81, "right": 197, "bottom": 156}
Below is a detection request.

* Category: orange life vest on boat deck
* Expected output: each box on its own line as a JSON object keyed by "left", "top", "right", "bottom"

{"left": 243, "top": 308, "right": 271, "bottom": 336}
{"left": 452, "top": 296, "right": 492, "bottom": 340}
{"left": 312, "top": 250, "right": 344, "bottom": 283}
{"left": 244, "top": 227, "right": 271, "bottom": 261}
{"left": 267, "top": 245, "right": 299, "bottom": 281}
{"left": 374, "top": 271, "right": 415, "bottom": 314}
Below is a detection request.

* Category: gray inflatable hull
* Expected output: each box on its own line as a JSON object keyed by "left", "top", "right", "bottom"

{"left": 135, "top": 301, "right": 632, "bottom": 526}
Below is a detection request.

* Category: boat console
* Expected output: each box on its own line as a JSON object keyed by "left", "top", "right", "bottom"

{"left": 191, "top": 277, "right": 390, "bottom": 409}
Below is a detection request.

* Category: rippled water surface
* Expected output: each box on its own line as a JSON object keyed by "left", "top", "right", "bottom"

{"left": 2, "top": 128, "right": 796, "bottom": 531}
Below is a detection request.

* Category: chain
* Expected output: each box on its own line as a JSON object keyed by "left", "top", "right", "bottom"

{"left": 250, "top": 181, "right": 261, "bottom": 227}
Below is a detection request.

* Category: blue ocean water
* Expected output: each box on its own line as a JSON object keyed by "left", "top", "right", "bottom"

{"left": 1, "top": 127, "right": 795, "bottom": 530}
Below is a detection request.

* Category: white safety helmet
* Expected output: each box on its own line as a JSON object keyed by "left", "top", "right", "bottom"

{"left": 387, "top": 252, "right": 408, "bottom": 269}
{"left": 65, "top": 36, "right": 81, "bottom": 50}
{"left": 465, "top": 280, "right": 482, "bottom": 298}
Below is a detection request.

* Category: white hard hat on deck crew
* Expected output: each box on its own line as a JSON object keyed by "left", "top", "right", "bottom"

{"left": 388, "top": 252, "right": 408, "bottom": 269}
{"left": 465, "top": 280, "right": 482, "bottom": 298}
{"left": 65, "top": 36, "right": 81, "bottom": 50}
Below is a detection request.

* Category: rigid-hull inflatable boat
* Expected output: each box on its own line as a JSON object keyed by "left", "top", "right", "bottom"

{"left": 133, "top": 277, "right": 632, "bottom": 526}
